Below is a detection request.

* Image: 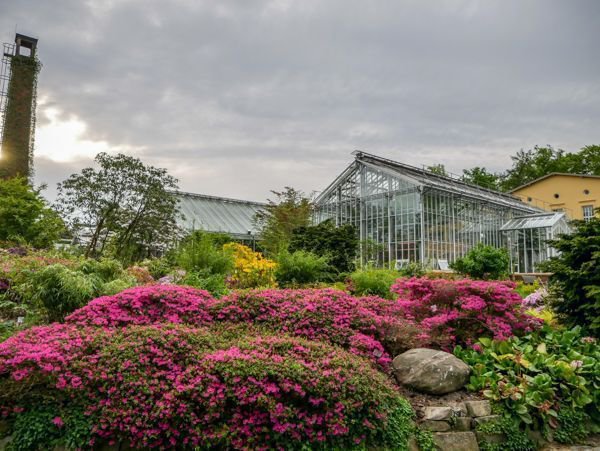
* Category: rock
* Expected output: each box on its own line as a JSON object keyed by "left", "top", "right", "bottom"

{"left": 454, "top": 417, "right": 473, "bottom": 431}
{"left": 433, "top": 432, "right": 480, "bottom": 451}
{"left": 392, "top": 348, "right": 471, "bottom": 395}
{"left": 465, "top": 400, "right": 492, "bottom": 417}
{"left": 422, "top": 420, "right": 452, "bottom": 432}
{"left": 452, "top": 402, "right": 468, "bottom": 417}
{"left": 423, "top": 406, "right": 454, "bottom": 421}
{"left": 476, "top": 432, "right": 505, "bottom": 445}
{"left": 408, "top": 437, "right": 420, "bottom": 451}
{"left": 473, "top": 415, "right": 501, "bottom": 426}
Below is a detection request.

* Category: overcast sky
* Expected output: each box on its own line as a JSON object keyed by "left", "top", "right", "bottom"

{"left": 1, "top": 0, "right": 599, "bottom": 202}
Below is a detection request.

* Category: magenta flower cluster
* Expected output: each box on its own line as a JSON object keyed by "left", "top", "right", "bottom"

{"left": 0, "top": 323, "right": 410, "bottom": 449}
{"left": 65, "top": 285, "right": 216, "bottom": 327}
{"left": 66, "top": 286, "right": 428, "bottom": 368}
{"left": 390, "top": 277, "right": 542, "bottom": 348}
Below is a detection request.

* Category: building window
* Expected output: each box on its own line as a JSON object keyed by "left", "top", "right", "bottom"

{"left": 584, "top": 189, "right": 590, "bottom": 195}
{"left": 527, "top": 197, "right": 532, "bottom": 202}
{"left": 554, "top": 193, "right": 560, "bottom": 199}
{"left": 582, "top": 205, "right": 595, "bottom": 221}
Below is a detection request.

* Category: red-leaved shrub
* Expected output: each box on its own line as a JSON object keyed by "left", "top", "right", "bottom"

{"left": 390, "top": 277, "right": 542, "bottom": 348}
{"left": 0, "top": 324, "right": 415, "bottom": 450}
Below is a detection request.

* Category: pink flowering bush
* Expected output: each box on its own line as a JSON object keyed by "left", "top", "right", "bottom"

{"left": 0, "top": 324, "right": 416, "bottom": 450}
{"left": 211, "top": 288, "right": 430, "bottom": 368}
{"left": 65, "top": 285, "right": 217, "bottom": 327}
{"left": 65, "top": 286, "right": 430, "bottom": 368}
{"left": 390, "top": 277, "right": 542, "bottom": 348}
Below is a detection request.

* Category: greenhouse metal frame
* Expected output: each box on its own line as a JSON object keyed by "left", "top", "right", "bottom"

{"left": 500, "top": 212, "right": 570, "bottom": 273}
{"left": 315, "top": 151, "right": 543, "bottom": 268}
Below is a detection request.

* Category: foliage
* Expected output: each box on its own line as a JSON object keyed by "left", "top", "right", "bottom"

{"left": 55, "top": 152, "right": 182, "bottom": 262}
{"left": 224, "top": 242, "right": 276, "bottom": 289}
{"left": 175, "top": 230, "right": 234, "bottom": 276}
{"left": 275, "top": 250, "right": 330, "bottom": 287}
{"left": 461, "top": 167, "right": 501, "bottom": 190}
{"left": 499, "top": 145, "right": 600, "bottom": 192}
{"left": 514, "top": 280, "right": 540, "bottom": 299}
{"left": 141, "top": 256, "right": 172, "bottom": 279}
{"left": 347, "top": 268, "right": 399, "bottom": 299}
{"left": 456, "top": 326, "right": 600, "bottom": 443}
{"left": 289, "top": 219, "right": 358, "bottom": 273}
{"left": 426, "top": 164, "right": 447, "bottom": 176}
{"left": 0, "top": 324, "right": 418, "bottom": 450}
{"left": 391, "top": 277, "right": 541, "bottom": 348}
{"left": 0, "top": 177, "right": 64, "bottom": 248}
{"left": 475, "top": 414, "right": 535, "bottom": 451}
{"left": 539, "top": 216, "right": 600, "bottom": 337}
{"left": 0, "top": 252, "right": 138, "bottom": 325}
{"left": 254, "top": 187, "right": 313, "bottom": 256}
{"left": 450, "top": 243, "right": 509, "bottom": 280}
{"left": 181, "top": 272, "right": 230, "bottom": 298}
{"left": 27, "top": 265, "right": 97, "bottom": 323}
{"left": 398, "top": 262, "right": 426, "bottom": 278}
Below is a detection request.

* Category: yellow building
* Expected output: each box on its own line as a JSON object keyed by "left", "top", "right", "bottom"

{"left": 511, "top": 173, "right": 600, "bottom": 220}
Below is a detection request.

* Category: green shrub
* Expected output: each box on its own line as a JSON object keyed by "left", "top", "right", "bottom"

{"left": 348, "top": 268, "right": 399, "bottom": 299}
{"left": 289, "top": 219, "right": 358, "bottom": 273}
{"left": 181, "top": 272, "right": 229, "bottom": 297}
{"left": 539, "top": 216, "right": 600, "bottom": 336}
{"left": 450, "top": 243, "right": 509, "bottom": 280}
{"left": 142, "top": 257, "right": 172, "bottom": 279}
{"left": 28, "top": 265, "right": 97, "bottom": 322}
{"left": 398, "top": 261, "right": 426, "bottom": 278}
{"left": 78, "top": 258, "right": 124, "bottom": 282}
{"left": 175, "top": 231, "right": 234, "bottom": 276}
{"left": 455, "top": 326, "right": 599, "bottom": 443}
{"left": 100, "top": 277, "right": 137, "bottom": 296}
{"left": 275, "top": 250, "right": 329, "bottom": 287}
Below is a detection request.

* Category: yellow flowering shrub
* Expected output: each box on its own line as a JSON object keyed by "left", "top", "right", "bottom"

{"left": 223, "top": 243, "right": 277, "bottom": 289}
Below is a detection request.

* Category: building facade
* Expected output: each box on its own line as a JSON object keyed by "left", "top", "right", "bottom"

{"left": 511, "top": 173, "right": 600, "bottom": 221}
{"left": 315, "top": 151, "right": 548, "bottom": 269}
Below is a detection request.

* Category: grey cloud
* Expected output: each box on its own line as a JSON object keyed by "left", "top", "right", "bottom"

{"left": 1, "top": 0, "right": 599, "bottom": 202}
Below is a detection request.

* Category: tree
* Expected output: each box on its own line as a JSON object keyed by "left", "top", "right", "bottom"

{"left": 499, "top": 146, "right": 568, "bottom": 191}
{"left": 56, "top": 153, "right": 181, "bottom": 262}
{"left": 289, "top": 219, "right": 358, "bottom": 273}
{"left": 498, "top": 145, "right": 600, "bottom": 191}
{"left": 540, "top": 215, "right": 600, "bottom": 336}
{"left": 254, "top": 187, "right": 313, "bottom": 256}
{"left": 426, "top": 164, "right": 448, "bottom": 176}
{"left": 0, "top": 177, "right": 64, "bottom": 248}
{"left": 462, "top": 167, "right": 501, "bottom": 190}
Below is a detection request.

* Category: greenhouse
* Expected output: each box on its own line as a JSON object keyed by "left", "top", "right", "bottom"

{"left": 315, "top": 151, "right": 542, "bottom": 268}
{"left": 500, "top": 212, "right": 570, "bottom": 273}
{"left": 175, "top": 191, "right": 265, "bottom": 241}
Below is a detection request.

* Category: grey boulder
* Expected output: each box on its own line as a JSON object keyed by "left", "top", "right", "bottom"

{"left": 392, "top": 348, "right": 470, "bottom": 395}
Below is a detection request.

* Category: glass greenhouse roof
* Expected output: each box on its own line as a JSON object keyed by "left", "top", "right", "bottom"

{"left": 316, "top": 151, "right": 541, "bottom": 213}
{"left": 175, "top": 192, "right": 265, "bottom": 238}
{"left": 354, "top": 152, "right": 540, "bottom": 212}
{"left": 500, "top": 212, "right": 567, "bottom": 231}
